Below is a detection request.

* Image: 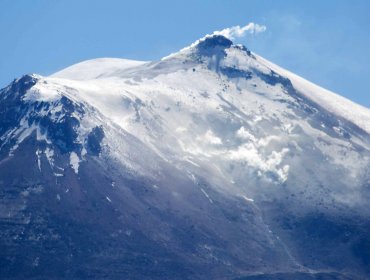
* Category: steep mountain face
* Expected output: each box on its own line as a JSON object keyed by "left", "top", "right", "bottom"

{"left": 1, "top": 35, "right": 370, "bottom": 280}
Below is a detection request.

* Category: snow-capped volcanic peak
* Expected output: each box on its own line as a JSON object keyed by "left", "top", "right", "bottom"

{"left": 1, "top": 33, "right": 370, "bottom": 279}
{"left": 2, "top": 33, "right": 370, "bottom": 194}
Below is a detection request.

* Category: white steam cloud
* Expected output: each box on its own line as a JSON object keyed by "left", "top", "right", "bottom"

{"left": 161, "top": 22, "right": 267, "bottom": 60}
{"left": 213, "top": 23, "right": 267, "bottom": 40}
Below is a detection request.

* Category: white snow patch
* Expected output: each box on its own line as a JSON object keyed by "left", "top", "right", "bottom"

{"left": 45, "top": 148, "right": 54, "bottom": 167}
{"left": 36, "top": 128, "right": 51, "bottom": 144}
{"left": 69, "top": 152, "right": 80, "bottom": 174}
{"left": 36, "top": 149, "right": 42, "bottom": 171}
{"left": 242, "top": 195, "right": 254, "bottom": 202}
{"left": 24, "top": 81, "right": 61, "bottom": 102}
{"left": 257, "top": 135, "right": 281, "bottom": 147}
{"left": 184, "top": 157, "right": 200, "bottom": 167}
{"left": 200, "top": 130, "right": 222, "bottom": 145}
{"left": 188, "top": 173, "right": 197, "bottom": 183}
{"left": 236, "top": 126, "right": 256, "bottom": 142}
{"left": 282, "top": 123, "right": 294, "bottom": 134}
{"left": 81, "top": 147, "right": 87, "bottom": 157}
{"left": 200, "top": 188, "right": 213, "bottom": 204}
{"left": 176, "top": 127, "right": 187, "bottom": 133}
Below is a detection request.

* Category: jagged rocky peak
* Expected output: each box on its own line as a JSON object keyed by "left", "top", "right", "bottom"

{"left": 196, "top": 34, "right": 233, "bottom": 50}
{"left": 160, "top": 34, "right": 252, "bottom": 66}
{"left": 12, "top": 73, "right": 39, "bottom": 89}
{"left": 0, "top": 74, "right": 38, "bottom": 101}
{"left": 169, "top": 34, "right": 287, "bottom": 85}
{"left": 0, "top": 72, "right": 107, "bottom": 176}
{"left": 189, "top": 34, "right": 252, "bottom": 58}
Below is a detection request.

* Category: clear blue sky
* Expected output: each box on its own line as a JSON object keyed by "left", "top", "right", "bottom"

{"left": 1, "top": 0, "right": 369, "bottom": 108}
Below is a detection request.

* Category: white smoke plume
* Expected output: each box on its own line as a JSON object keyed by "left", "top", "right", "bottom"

{"left": 213, "top": 23, "right": 267, "bottom": 39}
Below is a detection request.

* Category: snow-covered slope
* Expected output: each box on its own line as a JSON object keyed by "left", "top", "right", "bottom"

{"left": 257, "top": 54, "right": 370, "bottom": 135}
{"left": 51, "top": 57, "right": 148, "bottom": 80}
{"left": 1, "top": 34, "right": 370, "bottom": 279}
{"left": 35, "top": 35, "right": 370, "bottom": 208}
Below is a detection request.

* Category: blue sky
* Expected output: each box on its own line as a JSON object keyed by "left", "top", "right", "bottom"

{"left": 1, "top": 0, "right": 369, "bottom": 108}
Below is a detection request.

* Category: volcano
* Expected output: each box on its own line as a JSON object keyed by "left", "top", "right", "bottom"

{"left": 1, "top": 34, "right": 370, "bottom": 279}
